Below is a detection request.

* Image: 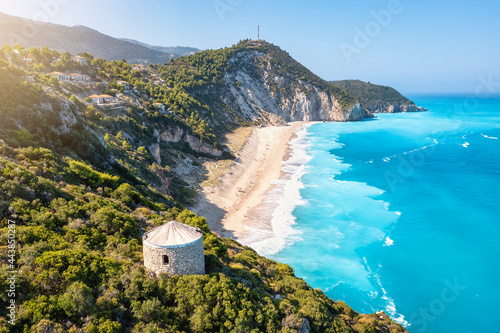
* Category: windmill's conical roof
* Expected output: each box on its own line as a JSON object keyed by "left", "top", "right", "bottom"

{"left": 143, "top": 221, "right": 203, "bottom": 247}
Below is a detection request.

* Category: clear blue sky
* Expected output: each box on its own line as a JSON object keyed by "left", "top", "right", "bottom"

{"left": 1, "top": 0, "right": 499, "bottom": 94}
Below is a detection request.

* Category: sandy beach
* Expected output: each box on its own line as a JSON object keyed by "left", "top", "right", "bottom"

{"left": 192, "top": 121, "right": 310, "bottom": 239}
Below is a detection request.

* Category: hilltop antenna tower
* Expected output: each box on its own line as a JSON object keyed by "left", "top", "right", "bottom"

{"left": 258, "top": 25, "right": 260, "bottom": 40}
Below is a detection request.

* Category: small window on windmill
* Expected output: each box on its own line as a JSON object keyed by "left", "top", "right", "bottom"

{"left": 162, "top": 255, "right": 169, "bottom": 265}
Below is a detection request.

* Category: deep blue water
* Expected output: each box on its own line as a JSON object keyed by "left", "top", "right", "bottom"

{"left": 253, "top": 96, "right": 500, "bottom": 332}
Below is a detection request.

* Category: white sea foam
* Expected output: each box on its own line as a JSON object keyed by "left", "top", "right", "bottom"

{"left": 403, "top": 139, "right": 439, "bottom": 155}
{"left": 380, "top": 138, "right": 439, "bottom": 163}
{"left": 384, "top": 236, "right": 394, "bottom": 246}
{"left": 384, "top": 297, "right": 409, "bottom": 327}
{"left": 482, "top": 133, "right": 499, "bottom": 139}
{"left": 381, "top": 138, "right": 440, "bottom": 163}
{"left": 245, "top": 125, "right": 312, "bottom": 256}
{"left": 426, "top": 137, "right": 439, "bottom": 144}
{"left": 363, "top": 249, "right": 408, "bottom": 327}
{"left": 324, "top": 281, "right": 345, "bottom": 292}
{"left": 462, "top": 142, "right": 470, "bottom": 148}
{"left": 374, "top": 274, "right": 410, "bottom": 327}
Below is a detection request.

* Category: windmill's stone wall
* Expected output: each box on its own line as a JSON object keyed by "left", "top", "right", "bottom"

{"left": 143, "top": 237, "right": 205, "bottom": 276}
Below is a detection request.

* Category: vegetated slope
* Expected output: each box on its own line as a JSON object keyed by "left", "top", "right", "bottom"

{"left": 331, "top": 79, "right": 425, "bottom": 113}
{"left": 0, "top": 12, "right": 192, "bottom": 64}
{"left": 0, "top": 48, "right": 407, "bottom": 332}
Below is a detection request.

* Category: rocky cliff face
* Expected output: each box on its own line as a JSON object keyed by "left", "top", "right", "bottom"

{"left": 154, "top": 126, "right": 223, "bottom": 157}
{"left": 159, "top": 126, "right": 184, "bottom": 143}
{"left": 201, "top": 50, "right": 369, "bottom": 125}
{"left": 185, "top": 134, "right": 223, "bottom": 157}
{"left": 365, "top": 103, "right": 426, "bottom": 114}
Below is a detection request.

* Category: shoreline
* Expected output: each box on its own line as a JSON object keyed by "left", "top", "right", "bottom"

{"left": 192, "top": 121, "right": 314, "bottom": 241}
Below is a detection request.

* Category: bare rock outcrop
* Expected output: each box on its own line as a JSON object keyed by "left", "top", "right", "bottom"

{"left": 159, "top": 126, "right": 184, "bottom": 143}
{"left": 156, "top": 126, "right": 223, "bottom": 157}
{"left": 186, "top": 134, "right": 223, "bottom": 157}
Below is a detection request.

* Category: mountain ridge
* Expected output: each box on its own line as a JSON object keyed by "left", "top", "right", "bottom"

{"left": 119, "top": 38, "right": 199, "bottom": 56}
{"left": 0, "top": 11, "right": 198, "bottom": 64}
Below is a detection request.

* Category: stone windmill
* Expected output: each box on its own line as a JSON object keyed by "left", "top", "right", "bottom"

{"left": 143, "top": 221, "right": 205, "bottom": 276}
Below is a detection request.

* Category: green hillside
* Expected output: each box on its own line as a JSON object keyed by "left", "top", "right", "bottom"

{"left": 330, "top": 80, "right": 413, "bottom": 106}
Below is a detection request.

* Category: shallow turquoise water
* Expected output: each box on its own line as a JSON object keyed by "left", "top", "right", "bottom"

{"left": 257, "top": 96, "right": 500, "bottom": 332}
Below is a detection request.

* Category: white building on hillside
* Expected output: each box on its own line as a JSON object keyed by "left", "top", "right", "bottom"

{"left": 152, "top": 103, "right": 166, "bottom": 112}
{"left": 117, "top": 80, "right": 130, "bottom": 90}
{"left": 88, "top": 94, "right": 115, "bottom": 104}
{"left": 70, "top": 73, "right": 90, "bottom": 82}
{"left": 73, "top": 56, "right": 88, "bottom": 65}
{"left": 48, "top": 71, "right": 70, "bottom": 81}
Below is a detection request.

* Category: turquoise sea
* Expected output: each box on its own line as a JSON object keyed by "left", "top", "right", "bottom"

{"left": 247, "top": 95, "right": 500, "bottom": 332}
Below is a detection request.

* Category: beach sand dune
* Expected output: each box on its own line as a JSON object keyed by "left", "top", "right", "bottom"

{"left": 192, "top": 122, "right": 309, "bottom": 240}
